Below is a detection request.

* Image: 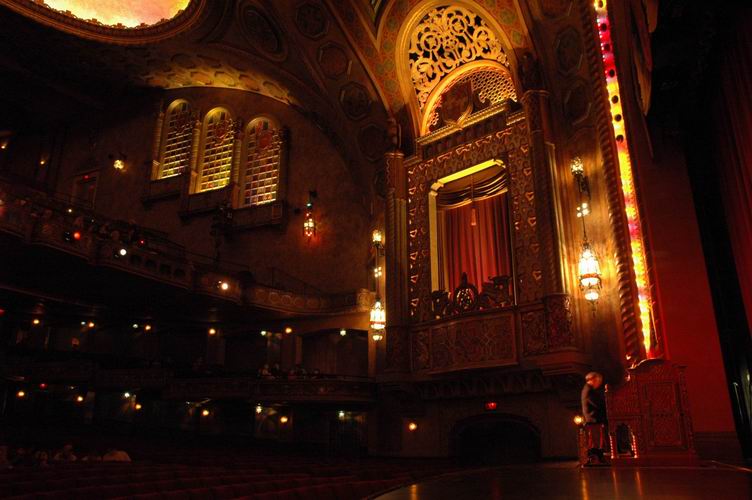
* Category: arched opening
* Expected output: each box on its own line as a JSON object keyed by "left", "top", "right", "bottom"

{"left": 451, "top": 414, "right": 541, "bottom": 465}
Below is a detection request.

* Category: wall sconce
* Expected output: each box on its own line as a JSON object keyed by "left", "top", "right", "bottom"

{"left": 372, "top": 229, "right": 383, "bottom": 248}
{"left": 371, "top": 332, "right": 383, "bottom": 342}
{"left": 570, "top": 156, "right": 591, "bottom": 198}
{"left": 301, "top": 190, "right": 317, "bottom": 238}
{"left": 109, "top": 152, "right": 127, "bottom": 172}
{"left": 373, "top": 266, "right": 383, "bottom": 279}
{"left": 370, "top": 297, "right": 386, "bottom": 331}
{"left": 578, "top": 242, "right": 602, "bottom": 302}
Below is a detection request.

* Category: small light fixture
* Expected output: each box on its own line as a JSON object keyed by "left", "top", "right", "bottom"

{"left": 87, "top": 321, "right": 95, "bottom": 328}
{"left": 279, "top": 415, "right": 289, "bottom": 424}
{"left": 132, "top": 323, "right": 139, "bottom": 329}
{"left": 408, "top": 422, "right": 418, "bottom": 432}
{"left": 202, "top": 409, "right": 210, "bottom": 417}
{"left": 17, "top": 390, "right": 26, "bottom": 398}
{"left": 339, "top": 329, "right": 347, "bottom": 337}
{"left": 372, "top": 229, "right": 383, "bottom": 247}
{"left": 135, "top": 403, "right": 143, "bottom": 411}
{"left": 303, "top": 208, "right": 315, "bottom": 238}
{"left": 570, "top": 156, "right": 584, "bottom": 176}
{"left": 255, "top": 404, "right": 263, "bottom": 414}
{"left": 32, "top": 318, "right": 41, "bottom": 326}
{"left": 217, "top": 280, "right": 229, "bottom": 291}
{"left": 338, "top": 410, "right": 346, "bottom": 419}
{"left": 260, "top": 330, "right": 267, "bottom": 337}
{"left": 39, "top": 383, "right": 47, "bottom": 389}
{"left": 570, "top": 156, "right": 591, "bottom": 197}
{"left": 144, "top": 324, "right": 152, "bottom": 331}
{"left": 118, "top": 248, "right": 127, "bottom": 257}
{"left": 67, "top": 208, "right": 73, "bottom": 214}
{"left": 578, "top": 242, "right": 602, "bottom": 302}
{"left": 303, "top": 191, "right": 317, "bottom": 238}
{"left": 284, "top": 327, "right": 293, "bottom": 334}
{"left": 39, "top": 156, "right": 47, "bottom": 166}
{"left": 76, "top": 395, "right": 84, "bottom": 403}
{"left": 484, "top": 401, "right": 498, "bottom": 411}
{"left": 371, "top": 332, "right": 383, "bottom": 342}
{"left": 113, "top": 159, "right": 125, "bottom": 171}
{"left": 0, "top": 137, "right": 9, "bottom": 150}
{"left": 73, "top": 231, "right": 82, "bottom": 241}
{"left": 373, "top": 266, "right": 383, "bottom": 279}
{"left": 81, "top": 321, "right": 86, "bottom": 326}
{"left": 576, "top": 202, "right": 590, "bottom": 218}
{"left": 370, "top": 297, "right": 385, "bottom": 331}
{"left": 573, "top": 415, "right": 584, "bottom": 426}
{"left": 208, "top": 328, "right": 217, "bottom": 336}
{"left": 123, "top": 392, "right": 131, "bottom": 398}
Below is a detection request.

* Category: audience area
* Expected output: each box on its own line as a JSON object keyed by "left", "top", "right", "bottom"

{"left": 0, "top": 435, "right": 461, "bottom": 500}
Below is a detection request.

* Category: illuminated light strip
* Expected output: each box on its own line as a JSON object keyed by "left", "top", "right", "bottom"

{"left": 594, "top": 0, "right": 654, "bottom": 357}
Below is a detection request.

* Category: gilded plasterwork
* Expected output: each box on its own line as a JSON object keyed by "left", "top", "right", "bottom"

{"left": 409, "top": 5, "right": 510, "bottom": 109}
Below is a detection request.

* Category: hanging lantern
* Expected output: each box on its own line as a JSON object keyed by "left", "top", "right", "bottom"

{"left": 303, "top": 203, "right": 315, "bottom": 238}
{"left": 578, "top": 242, "right": 602, "bottom": 302}
{"left": 370, "top": 297, "right": 386, "bottom": 331}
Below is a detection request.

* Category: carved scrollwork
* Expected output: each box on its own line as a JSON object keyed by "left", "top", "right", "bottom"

{"left": 430, "top": 273, "right": 512, "bottom": 320}
{"left": 409, "top": 5, "right": 510, "bottom": 108}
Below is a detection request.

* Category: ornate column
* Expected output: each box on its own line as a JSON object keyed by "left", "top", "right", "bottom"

{"left": 151, "top": 103, "right": 165, "bottom": 180}
{"left": 520, "top": 76, "right": 576, "bottom": 353}
{"left": 229, "top": 120, "right": 244, "bottom": 207}
{"left": 384, "top": 119, "right": 410, "bottom": 373}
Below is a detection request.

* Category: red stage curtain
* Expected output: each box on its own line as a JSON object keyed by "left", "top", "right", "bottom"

{"left": 440, "top": 192, "right": 511, "bottom": 295}
{"left": 714, "top": 11, "right": 752, "bottom": 337}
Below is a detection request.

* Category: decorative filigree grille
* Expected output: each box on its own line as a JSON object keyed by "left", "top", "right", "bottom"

{"left": 427, "top": 68, "right": 517, "bottom": 130}
{"left": 409, "top": 5, "right": 509, "bottom": 108}
{"left": 198, "top": 110, "right": 234, "bottom": 193}
{"left": 244, "top": 118, "right": 282, "bottom": 206}
{"left": 161, "top": 101, "right": 193, "bottom": 178}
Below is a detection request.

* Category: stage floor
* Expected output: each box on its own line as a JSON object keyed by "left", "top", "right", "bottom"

{"left": 375, "top": 462, "right": 752, "bottom": 499}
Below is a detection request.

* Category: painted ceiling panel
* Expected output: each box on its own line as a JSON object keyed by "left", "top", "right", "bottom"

{"left": 42, "top": 0, "right": 190, "bottom": 28}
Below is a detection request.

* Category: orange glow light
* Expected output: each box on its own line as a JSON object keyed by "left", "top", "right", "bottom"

{"left": 42, "top": 0, "right": 190, "bottom": 28}
{"left": 595, "top": 0, "right": 654, "bottom": 358}
{"left": 408, "top": 422, "right": 418, "bottom": 432}
{"left": 201, "top": 409, "right": 210, "bottom": 417}
{"left": 17, "top": 390, "right": 25, "bottom": 398}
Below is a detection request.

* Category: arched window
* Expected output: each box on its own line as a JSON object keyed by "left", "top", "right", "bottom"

{"left": 158, "top": 100, "right": 193, "bottom": 179}
{"left": 197, "top": 108, "right": 235, "bottom": 193}
{"left": 243, "top": 117, "right": 283, "bottom": 206}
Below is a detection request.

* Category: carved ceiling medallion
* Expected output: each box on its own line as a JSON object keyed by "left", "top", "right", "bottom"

{"left": 238, "top": 3, "right": 285, "bottom": 61}
{"left": 409, "top": 5, "right": 510, "bottom": 109}
{"left": 295, "top": 2, "right": 328, "bottom": 39}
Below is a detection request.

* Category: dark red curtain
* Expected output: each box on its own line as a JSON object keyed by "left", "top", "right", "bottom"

{"left": 714, "top": 10, "right": 752, "bottom": 338}
{"left": 440, "top": 192, "right": 511, "bottom": 295}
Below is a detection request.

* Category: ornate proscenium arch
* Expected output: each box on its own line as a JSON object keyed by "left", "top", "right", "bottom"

{"left": 0, "top": 0, "right": 207, "bottom": 44}
{"left": 396, "top": 1, "right": 521, "bottom": 137}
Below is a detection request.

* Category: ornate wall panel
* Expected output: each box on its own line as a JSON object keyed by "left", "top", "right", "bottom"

{"left": 407, "top": 114, "right": 544, "bottom": 324}
{"left": 410, "top": 310, "right": 516, "bottom": 374}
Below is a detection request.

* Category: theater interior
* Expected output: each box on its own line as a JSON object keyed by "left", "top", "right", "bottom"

{"left": 0, "top": 0, "right": 750, "bottom": 498}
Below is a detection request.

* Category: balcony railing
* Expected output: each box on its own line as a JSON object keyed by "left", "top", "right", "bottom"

{"left": 0, "top": 179, "right": 370, "bottom": 316}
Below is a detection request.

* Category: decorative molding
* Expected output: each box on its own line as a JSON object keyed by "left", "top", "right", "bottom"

{"left": 408, "top": 5, "right": 510, "bottom": 109}
{"left": 0, "top": 0, "right": 208, "bottom": 45}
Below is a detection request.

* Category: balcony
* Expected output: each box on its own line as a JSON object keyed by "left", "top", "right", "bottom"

{"left": 0, "top": 179, "right": 369, "bottom": 316}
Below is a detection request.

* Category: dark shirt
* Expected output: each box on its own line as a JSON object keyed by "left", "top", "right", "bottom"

{"left": 581, "top": 384, "right": 607, "bottom": 424}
